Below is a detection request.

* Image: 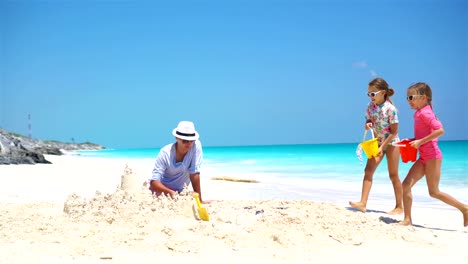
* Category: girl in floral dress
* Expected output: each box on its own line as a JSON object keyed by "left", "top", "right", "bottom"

{"left": 350, "top": 78, "right": 403, "bottom": 214}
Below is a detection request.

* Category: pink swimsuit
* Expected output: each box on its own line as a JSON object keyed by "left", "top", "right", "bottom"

{"left": 414, "top": 105, "right": 443, "bottom": 163}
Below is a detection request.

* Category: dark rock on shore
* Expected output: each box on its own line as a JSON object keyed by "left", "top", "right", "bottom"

{"left": 0, "top": 128, "right": 105, "bottom": 165}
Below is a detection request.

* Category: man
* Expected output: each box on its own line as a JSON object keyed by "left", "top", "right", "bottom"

{"left": 149, "top": 121, "right": 209, "bottom": 203}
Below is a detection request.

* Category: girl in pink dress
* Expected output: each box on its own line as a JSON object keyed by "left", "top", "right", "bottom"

{"left": 400, "top": 82, "right": 468, "bottom": 227}
{"left": 349, "top": 78, "right": 403, "bottom": 214}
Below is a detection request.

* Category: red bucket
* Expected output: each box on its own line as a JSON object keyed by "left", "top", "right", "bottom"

{"left": 395, "top": 139, "right": 418, "bottom": 163}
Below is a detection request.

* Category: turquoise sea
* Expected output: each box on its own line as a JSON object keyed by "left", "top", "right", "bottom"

{"left": 78, "top": 141, "right": 467, "bottom": 208}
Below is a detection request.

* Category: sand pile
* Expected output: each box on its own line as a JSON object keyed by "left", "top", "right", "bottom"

{"left": 2, "top": 162, "right": 466, "bottom": 263}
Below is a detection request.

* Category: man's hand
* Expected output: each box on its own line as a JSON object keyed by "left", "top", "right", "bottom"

{"left": 168, "top": 190, "right": 176, "bottom": 199}
{"left": 192, "top": 192, "right": 214, "bottom": 204}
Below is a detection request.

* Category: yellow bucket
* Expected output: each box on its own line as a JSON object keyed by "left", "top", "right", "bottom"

{"left": 360, "top": 130, "right": 379, "bottom": 159}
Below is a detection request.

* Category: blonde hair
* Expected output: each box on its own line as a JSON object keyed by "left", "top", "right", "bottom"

{"left": 407, "top": 82, "right": 433, "bottom": 109}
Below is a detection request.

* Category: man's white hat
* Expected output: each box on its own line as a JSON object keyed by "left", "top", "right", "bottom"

{"left": 172, "top": 121, "right": 199, "bottom": 141}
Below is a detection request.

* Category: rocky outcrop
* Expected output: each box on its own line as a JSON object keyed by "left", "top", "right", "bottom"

{"left": 0, "top": 128, "right": 105, "bottom": 165}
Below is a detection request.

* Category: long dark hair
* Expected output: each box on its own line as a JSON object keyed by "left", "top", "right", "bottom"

{"left": 369, "top": 77, "right": 395, "bottom": 104}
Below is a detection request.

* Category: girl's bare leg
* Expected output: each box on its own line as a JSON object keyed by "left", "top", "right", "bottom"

{"left": 425, "top": 159, "right": 468, "bottom": 227}
{"left": 386, "top": 146, "right": 403, "bottom": 214}
{"left": 464, "top": 208, "right": 468, "bottom": 227}
{"left": 400, "top": 160, "right": 425, "bottom": 226}
{"left": 349, "top": 153, "right": 383, "bottom": 212}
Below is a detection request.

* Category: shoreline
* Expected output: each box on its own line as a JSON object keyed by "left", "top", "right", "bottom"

{"left": 1, "top": 154, "right": 466, "bottom": 210}
{"left": 1, "top": 154, "right": 465, "bottom": 207}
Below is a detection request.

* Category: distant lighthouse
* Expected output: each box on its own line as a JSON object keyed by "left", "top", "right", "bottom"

{"left": 28, "top": 113, "right": 32, "bottom": 138}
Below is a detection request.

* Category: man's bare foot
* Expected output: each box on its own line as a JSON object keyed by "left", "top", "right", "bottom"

{"left": 462, "top": 206, "right": 468, "bottom": 227}
{"left": 399, "top": 219, "right": 412, "bottom": 226}
{"left": 387, "top": 207, "right": 403, "bottom": 215}
{"left": 349, "top": 201, "right": 367, "bottom": 212}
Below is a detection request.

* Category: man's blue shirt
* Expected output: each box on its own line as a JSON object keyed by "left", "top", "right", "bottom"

{"left": 150, "top": 140, "right": 203, "bottom": 192}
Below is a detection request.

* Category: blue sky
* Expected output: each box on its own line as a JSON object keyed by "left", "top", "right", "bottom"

{"left": 1, "top": 0, "right": 467, "bottom": 148}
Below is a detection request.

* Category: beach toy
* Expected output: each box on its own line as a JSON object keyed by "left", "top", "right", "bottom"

{"left": 360, "top": 129, "right": 379, "bottom": 159}
{"left": 392, "top": 139, "right": 417, "bottom": 163}
{"left": 193, "top": 193, "right": 210, "bottom": 221}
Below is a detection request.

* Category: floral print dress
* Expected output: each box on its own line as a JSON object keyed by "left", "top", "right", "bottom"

{"left": 365, "top": 101, "right": 400, "bottom": 146}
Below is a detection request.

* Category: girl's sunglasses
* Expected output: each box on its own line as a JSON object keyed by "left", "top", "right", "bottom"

{"left": 367, "top": 90, "right": 382, "bottom": 97}
{"left": 406, "top": 95, "right": 423, "bottom": 101}
{"left": 181, "top": 139, "right": 194, "bottom": 144}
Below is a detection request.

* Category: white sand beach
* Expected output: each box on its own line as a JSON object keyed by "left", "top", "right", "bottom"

{"left": 0, "top": 155, "right": 467, "bottom": 263}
